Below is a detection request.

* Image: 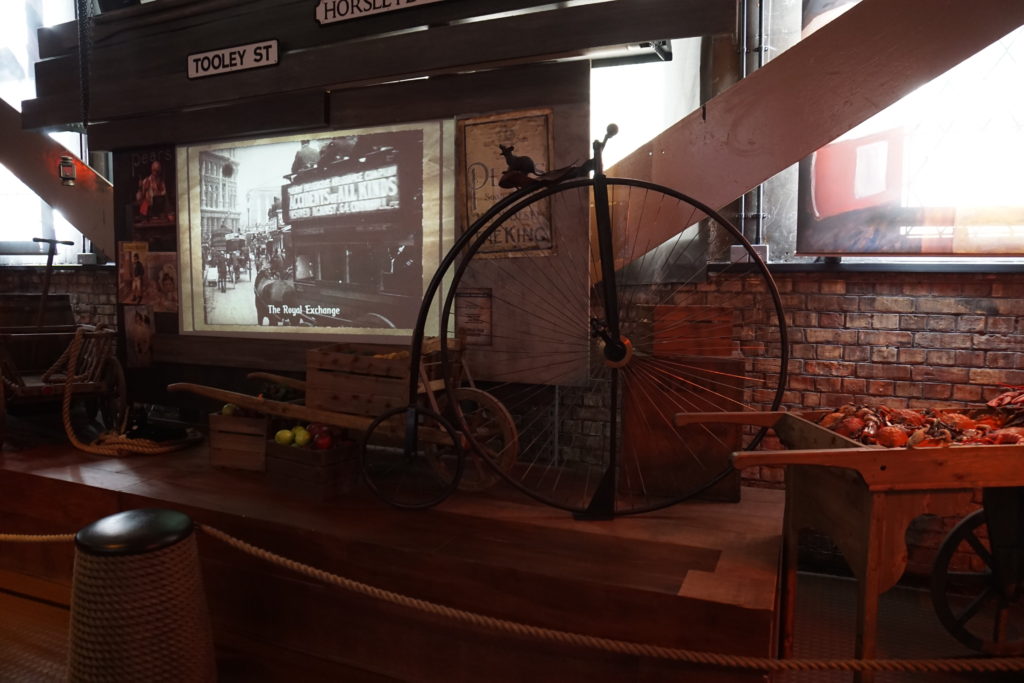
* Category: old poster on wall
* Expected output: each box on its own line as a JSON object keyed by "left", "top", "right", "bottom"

{"left": 123, "top": 304, "right": 155, "bottom": 368}
{"left": 459, "top": 109, "right": 553, "bottom": 257}
{"left": 454, "top": 288, "right": 492, "bottom": 346}
{"left": 114, "top": 146, "right": 177, "bottom": 252}
{"left": 117, "top": 241, "right": 148, "bottom": 304}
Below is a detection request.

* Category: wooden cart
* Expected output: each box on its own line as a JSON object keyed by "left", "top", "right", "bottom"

{"left": 1, "top": 296, "right": 127, "bottom": 446}
{"left": 676, "top": 410, "right": 1024, "bottom": 683}
{"left": 169, "top": 338, "right": 518, "bottom": 505}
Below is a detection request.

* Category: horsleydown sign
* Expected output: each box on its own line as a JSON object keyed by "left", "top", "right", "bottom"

{"left": 316, "top": 0, "right": 446, "bottom": 24}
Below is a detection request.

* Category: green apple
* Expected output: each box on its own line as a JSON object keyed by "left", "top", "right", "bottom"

{"left": 222, "top": 403, "right": 240, "bottom": 416}
{"left": 293, "top": 428, "right": 312, "bottom": 447}
{"left": 274, "top": 428, "right": 294, "bottom": 446}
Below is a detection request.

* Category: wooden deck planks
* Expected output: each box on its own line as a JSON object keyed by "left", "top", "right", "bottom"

{"left": 0, "top": 421, "right": 784, "bottom": 681}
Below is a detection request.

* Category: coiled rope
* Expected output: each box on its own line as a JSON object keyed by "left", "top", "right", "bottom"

{"left": 3, "top": 525, "right": 1024, "bottom": 674}
{"left": 57, "top": 326, "right": 197, "bottom": 456}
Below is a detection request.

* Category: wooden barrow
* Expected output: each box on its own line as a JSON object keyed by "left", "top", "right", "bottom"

{"left": 675, "top": 410, "right": 1024, "bottom": 683}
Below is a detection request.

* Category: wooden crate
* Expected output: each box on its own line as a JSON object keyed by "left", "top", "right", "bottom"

{"left": 208, "top": 413, "right": 269, "bottom": 471}
{"left": 305, "top": 342, "right": 414, "bottom": 416}
{"left": 265, "top": 439, "right": 359, "bottom": 502}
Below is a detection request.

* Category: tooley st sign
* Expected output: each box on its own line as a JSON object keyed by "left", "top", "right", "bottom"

{"left": 187, "top": 40, "right": 279, "bottom": 79}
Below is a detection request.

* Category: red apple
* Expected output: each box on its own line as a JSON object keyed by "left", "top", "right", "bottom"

{"left": 313, "top": 432, "right": 333, "bottom": 450}
{"left": 306, "top": 422, "right": 328, "bottom": 436}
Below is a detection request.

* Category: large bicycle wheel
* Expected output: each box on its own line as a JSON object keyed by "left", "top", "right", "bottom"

{"left": 439, "top": 177, "right": 787, "bottom": 516}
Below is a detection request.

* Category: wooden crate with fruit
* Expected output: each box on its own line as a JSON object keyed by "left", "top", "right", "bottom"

{"left": 208, "top": 409, "right": 269, "bottom": 471}
{"left": 265, "top": 424, "right": 359, "bottom": 501}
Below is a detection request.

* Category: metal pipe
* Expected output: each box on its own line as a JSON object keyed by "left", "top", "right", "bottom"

{"left": 739, "top": 0, "right": 768, "bottom": 245}
{"left": 755, "top": 0, "right": 766, "bottom": 244}
{"left": 738, "top": 0, "right": 749, "bottom": 241}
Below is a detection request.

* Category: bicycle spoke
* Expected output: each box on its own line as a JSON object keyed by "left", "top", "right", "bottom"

{"left": 435, "top": 176, "right": 786, "bottom": 514}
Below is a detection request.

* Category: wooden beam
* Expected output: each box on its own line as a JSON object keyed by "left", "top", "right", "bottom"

{"left": 37, "top": 0, "right": 563, "bottom": 60}
{"left": 607, "top": 0, "right": 1024, "bottom": 252}
{"left": 328, "top": 61, "right": 590, "bottom": 129}
{"left": 33, "top": 0, "right": 572, "bottom": 98}
{"left": 151, "top": 334, "right": 318, "bottom": 372}
{"left": 0, "top": 99, "right": 114, "bottom": 256}
{"left": 23, "top": 0, "right": 734, "bottom": 129}
{"left": 86, "top": 90, "right": 328, "bottom": 151}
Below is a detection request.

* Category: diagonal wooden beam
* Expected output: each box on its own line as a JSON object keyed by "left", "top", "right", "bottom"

{"left": 608, "top": 0, "right": 1024, "bottom": 249}
{"left": 0, "top": 99, "right": 113, "bottom": 257}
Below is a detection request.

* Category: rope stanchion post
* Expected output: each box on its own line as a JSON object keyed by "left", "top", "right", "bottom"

{"left": 67, "top": 509, "right": 217, "bottom": 682}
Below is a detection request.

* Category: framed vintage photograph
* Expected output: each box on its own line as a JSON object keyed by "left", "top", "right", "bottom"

{"left": 458, "top": 109, "right": 554, "bottom": 258}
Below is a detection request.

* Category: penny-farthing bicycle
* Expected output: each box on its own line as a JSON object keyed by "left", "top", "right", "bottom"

{"left": 362, "top": 125, "right": 789, "bottom": 516}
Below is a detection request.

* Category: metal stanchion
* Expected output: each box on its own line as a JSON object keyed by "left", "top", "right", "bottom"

{"left": 67, "top": 509, "right": 217, "bottom": 682}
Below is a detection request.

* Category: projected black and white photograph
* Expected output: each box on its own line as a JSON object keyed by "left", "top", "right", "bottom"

{"left": 178, "top": 121, "right": 452, "bottom": 337}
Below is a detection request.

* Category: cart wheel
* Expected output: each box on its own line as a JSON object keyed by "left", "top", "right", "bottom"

{"left": 98, "top": 357, "right": 129, "bottom": 434}
{"left": 931, "top": 509, "right": 1024, "bottom": 655}
{"left": 437, "top": 178, "right": 788, "bottom": 515}
{"left": 434, "top": 387, "right": 518, "bottom": 492}
{"left": 361, "top": 406, "right": 462, "bottom": 509}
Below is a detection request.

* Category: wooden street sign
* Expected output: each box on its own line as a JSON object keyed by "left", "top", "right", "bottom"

{"left": 187, "top": 40, "right": 279, "bottom": 80}
{"left": 316, "top": 0, "right": 445, "bottom": 25}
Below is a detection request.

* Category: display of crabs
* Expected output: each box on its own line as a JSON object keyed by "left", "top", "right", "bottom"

{"left": 816, "top": 401, "right": 1024, "bottom": 448}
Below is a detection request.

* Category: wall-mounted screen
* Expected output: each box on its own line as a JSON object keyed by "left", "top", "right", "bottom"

{"left": 177, "top": 120, "right": 454, "bottom": 339}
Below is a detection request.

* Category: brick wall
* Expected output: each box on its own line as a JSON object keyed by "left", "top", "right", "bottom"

{"left": 0, "top": 266, "right": 118, "bottom": 328}
{"left": 1, "top": 263, "right": 1018, "bottom": 579}
{"left": 748, "top": 269, "right": 1024, "bottom": 578}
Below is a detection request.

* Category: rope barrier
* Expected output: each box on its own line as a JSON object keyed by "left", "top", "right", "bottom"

{"left": 0, "top": 533, "right": 75, "bottom": 543}
{"left": 196, "top": 524, "right": 1024, "bottom": 675}
{"left": 4, "top": 524, "right": 1024, "bottom": 675}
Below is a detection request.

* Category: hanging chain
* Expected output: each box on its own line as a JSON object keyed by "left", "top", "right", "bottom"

{"left": 75, "top": 0, "right": 94, "bottom": 132}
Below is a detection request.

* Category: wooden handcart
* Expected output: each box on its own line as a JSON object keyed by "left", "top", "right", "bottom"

{"left": 676, "top": 410, "right": 1024, "bottom": 683}
{"left": 169, "top": 338, "right": 517, "bottom": 506}
{"left": 1, "top": 309, "right": 128, "bottom": 446}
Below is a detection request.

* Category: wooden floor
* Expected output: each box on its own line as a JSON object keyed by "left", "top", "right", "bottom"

{"left": 0, "top": 412, "right": 785, "bottom": 682}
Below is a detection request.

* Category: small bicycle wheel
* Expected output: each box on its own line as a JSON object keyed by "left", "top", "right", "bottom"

{"left": 98, "top": 357, "right": 129, "bottom": 434}
{"left": 931, "top": 508, "right": 1024, "bottom": 655}
{"left": 360, "top": 406, "right": 462, "bottom": 509}
{"left": 439, "top": 177, "right": 787, "bottom": 516}
{"left": 434, "top": 387, "right": 518, "bottom": 492}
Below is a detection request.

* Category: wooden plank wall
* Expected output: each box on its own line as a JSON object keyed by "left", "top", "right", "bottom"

{"left": 25, "top": 0, "right": 736, "bottom": 135}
